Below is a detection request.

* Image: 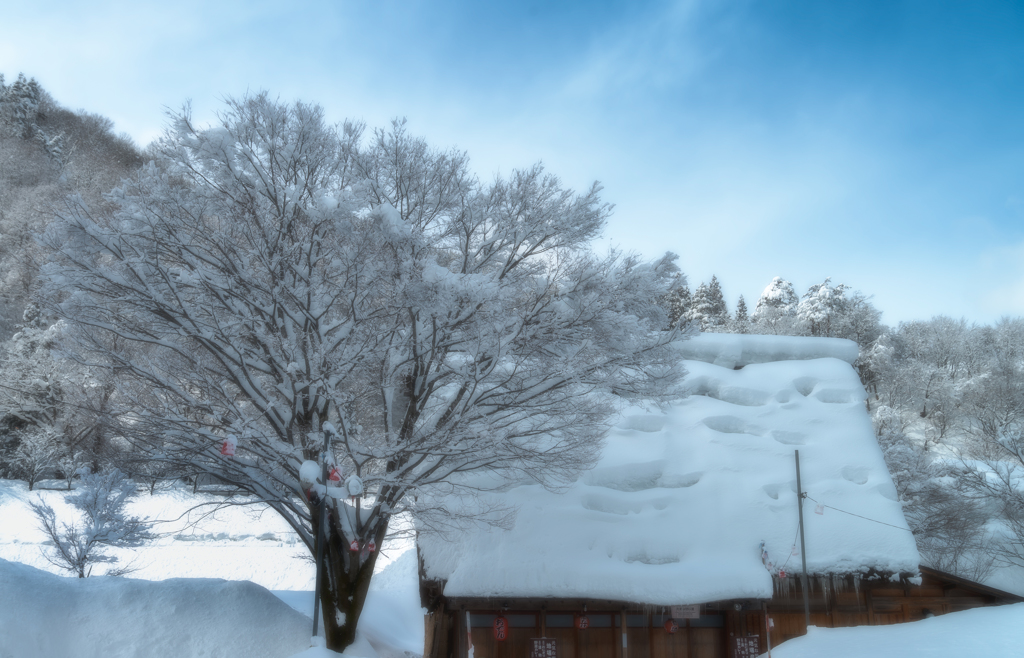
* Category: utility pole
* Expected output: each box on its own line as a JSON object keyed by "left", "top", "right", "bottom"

{"left": 312, "top": 426, "right": 333, "bottom": 639}
{"left": 795, "top": 450, "right": 811, "bottom": 630}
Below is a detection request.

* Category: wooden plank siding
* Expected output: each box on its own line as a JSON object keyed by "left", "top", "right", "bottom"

{"left": 426, "top": 567, "right": 1023, "bottom": 658}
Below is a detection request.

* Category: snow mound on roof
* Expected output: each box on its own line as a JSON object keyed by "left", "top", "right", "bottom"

{"left": 0, "top": 558, "right": 310, "bottom": 658}
{"left": 770, "top": 603, "right": 1024, "bottom": 658}
{"left": 419, "top": 334, "right": 918, "bottom": 605}
{"left": 676, "top": 333, "right": 859, "bottom": 368}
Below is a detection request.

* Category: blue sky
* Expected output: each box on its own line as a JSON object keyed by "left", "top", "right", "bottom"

{"left": 4, "top": 0, "right": 1024, "bottom": 325}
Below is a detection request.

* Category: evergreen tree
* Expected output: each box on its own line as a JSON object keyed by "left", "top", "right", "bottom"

{"left": 705, "top": 275, "right": 728, "bottom": 330}
{"left": 733, "top": 295, "right": 750, "bottom": 333}
{"left": 664, "top": 277, "right": 691, "bottom": 328}
{"left": 687, "top": 282, "right": 711, "bottom": 331}
{"left": 1, "top": 73, "right": 42, "bottom": 139}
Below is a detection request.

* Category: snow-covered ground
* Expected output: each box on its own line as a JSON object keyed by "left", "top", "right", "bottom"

{"left": 0, "top": 479, "right": 424, "bottom": 658}
{"left": 767, "top": 603, "right": 1024, "bottom": 658}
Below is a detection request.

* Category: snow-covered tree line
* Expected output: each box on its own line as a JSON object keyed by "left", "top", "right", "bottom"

{"left": 665, "top": 274, "right": 883, "bottom": 347}
{"left": 865, "top": 317, "right": 1024, "bottom": 580}
{"left": 0, "top": 74, "right": 143, "bottom": 484}
{"left": 23, "top": 93, "right": 685, "bottom": 650}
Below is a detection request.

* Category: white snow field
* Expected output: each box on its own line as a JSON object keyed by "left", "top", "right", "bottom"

{"left": 767, "top": 603, "right": 1024, "bottom": 658}
{"left": 0, "top": 479, "right": 315, "bottom": 589}
{"left": 0, "top": 479, "right": 424, "bottom": 658}
{"left": 420, "top": 334, "right": 921, "bottom": 604}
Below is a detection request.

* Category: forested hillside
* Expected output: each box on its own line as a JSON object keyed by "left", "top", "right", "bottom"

{"left": 1, "top": 75, "right": 1022, "bottom": 589}
{"left": 0, "top": 74, "right": 143, "bottom": 337}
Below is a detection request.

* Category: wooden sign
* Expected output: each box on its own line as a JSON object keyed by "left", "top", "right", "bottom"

{"left": 670, "top": 605, "right": 699, "bottom": 619}
{"left": 734, "top": 636, "right": 760, "bottom": 658}
{"left": 493, "top": 616, "right": 509, "bottom": 641}
{"left": 531, "top": 638, "right": 557, "bottom": 658}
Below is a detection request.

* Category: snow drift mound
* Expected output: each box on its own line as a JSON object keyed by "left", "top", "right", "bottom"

{"left": 675, "top": 333, "right": 859, "bottom": 368}
{"left": 0, "top": 558, "right": 311, "bottom": 658}
{"left": 769, "top": 603, "right": 1024, "bottom": 658}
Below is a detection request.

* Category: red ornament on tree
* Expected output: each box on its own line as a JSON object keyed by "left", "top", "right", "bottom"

{"left": 366, "top": 538, "right": 376, "bottom": 552}
{"left": 328, "top": 466, "right": 341, "bottom": 482}
{"left": 220, "top": 435, "right": 237, "bottom": 457}
{"left": 349, "top": 539, "right": 359, "bottom": 551}
{"left": 664, "top": 619, "right": 679, "bottom": 634}
{"left": 493, "top": 616, "right": 509, "bottom": 641}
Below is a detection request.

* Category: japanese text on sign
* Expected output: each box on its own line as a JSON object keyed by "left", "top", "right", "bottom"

{"left": 670, "top": 605, "right": 700, "bottom": 619}
{"left": 734, "top": 636, "right": 760, "bottom": 658}
{"left": 531, "top": 638, "right": 557, "bottom": 658}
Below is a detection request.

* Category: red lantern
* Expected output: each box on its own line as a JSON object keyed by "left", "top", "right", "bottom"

{"left": 575, "top": 615, "right": 590, "bottom": 630}
{"left": 367, "top": 539, "right": 376, "bottom": 552}
{"left": 349, "top": 539, "right": 359, "bottom": 551}
{"left": 493, "top": 616, "right": 509, "bottom": 641}
{"left": 220, "top": 437, "right": 236, "bottom": 457}
{"left": 328, "top": 466, "right": 341, "bottom": 482}
{"left": 779, "top": 570, "right": 787, "bottom": 579}
{"left": 664, "top": 619, "right": 679, "bottom": 634}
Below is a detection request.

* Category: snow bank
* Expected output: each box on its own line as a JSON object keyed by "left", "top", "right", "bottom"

{"left": 0, "top": 479, "right": 315, "bottom": 590}
{"left": 767, "top": 603, "right": 1024, "bottom": 658}
{"left": 0, "top": 558, "right": 310, "bottom": 658}
{"left": 420, "top": 334, "right": 918, "bottom": 605}
{"left": 675, "top": 333, "right": 859, "bottom": 368}
{"left": 274, "top": 550, "right": 426, "bottom": 658}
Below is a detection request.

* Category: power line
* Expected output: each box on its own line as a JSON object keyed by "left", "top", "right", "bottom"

{"left": 804, "top": 494, "right": 914, "bottom": 533}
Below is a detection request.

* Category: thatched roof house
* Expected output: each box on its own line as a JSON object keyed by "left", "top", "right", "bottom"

{"left": 417, "top": 334, "right": 1017, "bottom": 658}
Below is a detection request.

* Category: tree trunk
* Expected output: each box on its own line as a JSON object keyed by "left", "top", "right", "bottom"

{"left": 314, "top": 505, "right": 391, "bottom": 651}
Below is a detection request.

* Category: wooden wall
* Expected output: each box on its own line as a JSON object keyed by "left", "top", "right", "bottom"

{"left": 431, "top": 569, "right": 1022, "bottom": 658}
{"left": 755, "top": 570, "right": 1022, "bottom": 652}
{"left": 447, "top": 610, "right": 724, "bottom": 658}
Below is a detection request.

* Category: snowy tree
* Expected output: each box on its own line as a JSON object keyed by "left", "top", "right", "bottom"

{"left": 42, "top": 95, "right": 685, "bottom": 650}
{"left": 732, "top": 295, "right": 750, "bottom": 333}
{"left": 751, "top": 276, "right": 799, "bottom": 334}
{"left": 874, "top": 406, "right": 995, "bottom": 580}
{"left": 0, "top": 74, "right": 42, "bottom": 139}
{"left": 30, "top": 468, "right": 153, "bottom": 577}
{"left": 0, "top": 303, "right": 109, "bottom": 481}
{"left": 0, "top": 305, "right": 66, "bottom": 484}
{"left": 836, "top": 290, "right": 884, "bottom": 348}
{"left": 663, "top": 276, "right": 691, "bottom": 329}
{"left": 687, "top": 282, "right": 711, "bottom": 331}
{"left": 705, "top": 275, "right": 728, "bottom": 328}
{"left": 797, "top": 277, "right": 849, "bottom": 337}
{"left": 687, "top": 276, "right": 728, "bottom": 332}
{"left": 11, "top": 427, "right": 62, "bottom": 491}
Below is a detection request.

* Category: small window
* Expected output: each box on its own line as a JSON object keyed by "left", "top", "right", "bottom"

{"left": 690, "top": 615, "right": 724, "bottom": 628}
{"left": 470, "top": 614, "right": 537, "bottom": 628}
{"left": 546, "top": 614, "right": 574, "bottom": 628}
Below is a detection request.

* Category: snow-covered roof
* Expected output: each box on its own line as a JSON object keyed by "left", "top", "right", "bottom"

{"left": 419, "top": 334, "right": 920, "bottom": 606}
